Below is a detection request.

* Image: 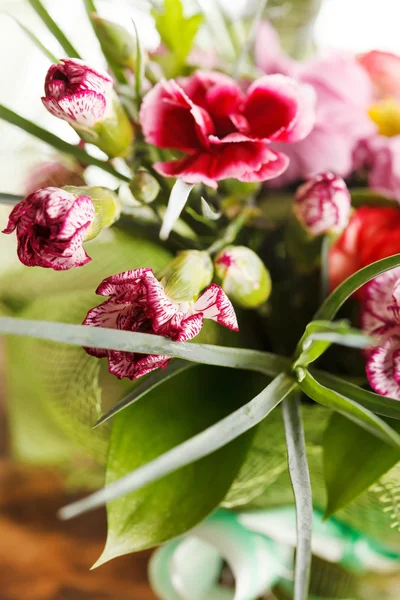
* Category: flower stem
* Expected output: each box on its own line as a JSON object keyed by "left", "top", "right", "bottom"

{"left": 0, "top": 193, "right": 22, "bottom": 205}
{"left": 232, "top": 0, "right": 269, "bottom": 80}
{"left": 282, "top": 390, "right": 313, "bottom": 600}
{"left": 207, "top": 205, "right": 253, "bottom": 255}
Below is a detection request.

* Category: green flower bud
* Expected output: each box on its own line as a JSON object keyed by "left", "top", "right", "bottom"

{"left": 63, "top": 185, "right": 121, "bottom": 241}
{"left": 214, "top": 246, "right": 271, "bottom": 309}
{"left": 76, "top": 95, "right": 135, "bottom": 158}
{"left": 92, "top": 15, "right": 136, "bottom": 70}
{"left": 130, "top": 169, "right": 160, "bottom": 204}
{"left": 158, "top": 250, "right": 214, "bottom": 302}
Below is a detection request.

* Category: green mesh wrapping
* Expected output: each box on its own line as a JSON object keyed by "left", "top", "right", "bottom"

{"left": 224, "top": 404, "right": 400, "bottom": 549}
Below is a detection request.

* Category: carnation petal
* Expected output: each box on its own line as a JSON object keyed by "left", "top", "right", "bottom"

{"left": 361, "top": 268, "right": 400, "bottom": 338}
{"left": 108, "top": 350, "right": 171, "bottom": 380}
{"left": 140, "top": 80, "right": 213, "bottom": 152}
{"left": 243, "top": 74, "right": 316, "bottom": 142}
{"left": 42, "top": 90, "right": 107, "bottom": 127}
{"left": 175, "top": 314, "right": 204, "bottom": 341}
{"left": 194, "top": 283, "right": 239, "bottom": 331}
{"left": 366, "top": 337, "right": 400, "bottom": 399}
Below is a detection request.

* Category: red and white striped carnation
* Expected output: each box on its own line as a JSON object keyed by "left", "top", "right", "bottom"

{"left": 83, "top": 269, "right": 238, "bottom": 380}
{"left": 3, "top": 187, "right": 94, "bottom": 270}
{"left": 42, "top": 58, "right": 113, "bottom": 128}
{"left": 361, "top": 267, "right": 400, "bottom": 398}
{"left": 294, "top": 172, "right": 351, "bottom": 236}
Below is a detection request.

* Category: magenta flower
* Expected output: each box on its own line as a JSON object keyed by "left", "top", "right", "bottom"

{"left": 255, "top": 22, "right": 374, "bottom": 185}
{"left": 294, "top": 172, "right": 351, "bottom": 236}
{"left": 354, "top": 135, "right": 400, "bottom": 202}
{"left": 83, "top": 269, "right": 238, "bottom": 380}
{"left": 3, "top": 187, "right": 95, "bottom": 270}
{"left": 42, "top": 58, "right": 113, "bottom": 128}
{"left": 361, "top": 267, "right": 400, "bottom": 398}
{"left": 140, "top": 71, "right": 316, "bottom": 188}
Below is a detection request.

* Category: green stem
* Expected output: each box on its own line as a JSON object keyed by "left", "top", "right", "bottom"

{"left": 28, "top": 0, "right": 81, "bottom": 58}
{"left": 0, "top": 105, "right": 130, "bottom": 183}
{"left": 0, "top": 193, "right": 22, "bottom": 205}
{"left": 207, "top": 206, "right": 253, "bottom": 255}
{"left": 282, "top": 390, "right": 312, "bottom": 600}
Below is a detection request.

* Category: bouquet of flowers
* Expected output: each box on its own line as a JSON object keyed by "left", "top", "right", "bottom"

{"left": 2, "top": 1, "right": 400, "bottom": 599}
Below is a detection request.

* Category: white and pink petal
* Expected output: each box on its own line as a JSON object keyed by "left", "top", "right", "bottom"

{"left": 366, "top": 337, "right": 400, "bottom": 399}
{"left": 194, "top": 283, "right": 239, "bottom": 331}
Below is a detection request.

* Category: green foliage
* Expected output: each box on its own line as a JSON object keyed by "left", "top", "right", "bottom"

{"left": 152, "top": 0, "right": 203, "bottom": 75}
{"left": 27, "top": 0, "right": 81, "bottom": 58}
{"left": 94, "top": 366, "right": 266, "bottom": 564}
{"left": 323, "top": 413, "right": 400, "bottom": 517}
{"left": 298, "top": 369, "right": 400, "bottom": 448}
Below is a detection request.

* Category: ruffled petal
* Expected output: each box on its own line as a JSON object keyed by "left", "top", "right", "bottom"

{"left": 243, "top": 74, "right": 316, "bottom": 142}
{"left": 154, "top": 136, "right": 288, "bottom": 188}
{"left": 366, "top": 337, "right": 400, "bottom": 399}
{"left": 96, "top": 268, "right": 153, "bottom": 298}
{"left": 42, "top": 90, "right": 107, "bottom": 128}
{"left": 108, "top": 350, "right": 171, "bottom": 380}
{"left": 361, "top": 267, "right": 400, "bottom": 339}
{"left": 174, "top": 314, "right": 204, "bottom": 341}
{"left": 140, "top": 79, "right": 214, "bottom": 152}
{"left": 194, "top": 283, "right": 239, "bottom": 331}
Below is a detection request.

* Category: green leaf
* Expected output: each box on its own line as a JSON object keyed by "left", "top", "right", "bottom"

{"left": 323, "top": 412, "right": 400, "bottom": 517}
{"left": 94, "top": 360, "right": 193, "bottom": 428}
{"left": 298, "top": 369, "right": 400, "bottom": 448}
{"left": 310, "top": 370, "right": 400, "bottom": 420}
{"left": 91, "top": 366, "right": 268, "bottom": 564}
{"left": 0, "top": 192, "right": 22, "bottom": 205}
{"left": 131, "top": 19, "right": 144, "bottom": 110}
{"left": 59, "top": 373, "right": 296, "bottom": 521}
{"left": 294, "top": 319, "right": 374, "bottom": 369}
{"left": 8, "top": 15, "right": 58, "bottom": 62}
{"left": 0, "top": 105, "right": 130, "bottom": 182}
{"left": 0, "top": 317, "right": 292, "bottom": 377}
{"left": 152, "top": 0, "right": 203, "bottom": 71}
{"left": 27, "top": 0, "right": 81, "bottom": 58}
{"left": 315, "top": 254, "right": 400, "bottom": 321}
{"left": 282, "top": 391, "right": 312, "bottom": 600}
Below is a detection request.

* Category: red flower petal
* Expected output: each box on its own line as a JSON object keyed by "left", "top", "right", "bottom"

{"left": 243, "top": 74, "right": 316, "bottom": 142}
{"left": 154, "top": 136, "right": 289, "bottom": 187}
{"left": 140, "top": 79, "right": 214, "bottom": 152}
{"left": 194, "top": 283, "right": 239, "bottom": 331}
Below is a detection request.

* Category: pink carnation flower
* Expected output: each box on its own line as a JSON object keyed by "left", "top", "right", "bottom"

{"left": 83, "top": 269, "right": 238, "bottom": 380}
{"left": 255, "top": 22, "right": 375, "bottom": 185}
{"left": 361, "top": 267, "right": 400, "bottom": 398}
{"left": 2, "top": 187, "right": 94, "bottom": 270}
{"left": 294, "top": 172, "right": 351, "bottom": 236}
{"left": 42, "top": 58, "right": 114, "bottom": 128}
{"left": 354, "top": 135, "right": 400, "bottom": 202}
{"left": 140, "top": 70, "right": 316, "bottom": 188}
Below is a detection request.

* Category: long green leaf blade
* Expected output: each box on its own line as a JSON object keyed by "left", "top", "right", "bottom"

{"left": 0, "top": 317, "right": 292, "bottom": 377}
{"left": 0, "top": 193, "right": 23, "bottom": 205}
{"left": 315, "top": 254, "right": 400, "bottom": 321}
{"left": 282, "top": 391, "right": 312, "bottom": 600}
{"left": 0, "top": 105, "right": 130, "bottom": 182}
{"left": 323, "top": 412, "right": 400, "bottom": 517}
{"left": 311, "top": 370, "right": 400, "bottom": 420}
{"left": 132, "top": 19, "right": 144, "bottom": 110}
{"left": 10, "top": 16, "right": 58, "bottom": 62}
{"left": 94, "top": 360, "right": 193, "bottom": 428}
{"left": 59, "top": 373, "right": 297, "bottom": 519}
{"left": 28, "top": 0, "right": 81, "bottom": 58}
{"left": 298, "top": 369, "right": 400, "bottom": 448}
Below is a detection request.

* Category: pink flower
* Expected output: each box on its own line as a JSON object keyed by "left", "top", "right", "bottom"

{"left": 2, "top": 187, "right": 95, "bottom": 270}
{"left": 42, "top": 58, "right": 114, "bottom": 128}
{"left": 83, "top": 269, "right": 238, "bottom": 380}
{"left": 354, "top": 135, "right": 400, "bottom": 202}
{"left": 358, "top": 50, "right": 400, "bottom": 100}
{"left": 140, "top": 71, "right": 315, "bottom": 188}
{"left": 24, "top": 159, "right": 85, "bottom": 195}
{"left": 255, "top": 23, "right": 374, "bottom": 185}
{"left": 361, "top": 268, "right": 400, "bottom": 398}
{"left": 294, "top": 172, "right": 351, "bottom": 236}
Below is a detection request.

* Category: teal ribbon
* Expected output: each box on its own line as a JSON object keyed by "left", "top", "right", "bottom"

{"left": 149, "top": 507, "right": 400, "bottom": 600}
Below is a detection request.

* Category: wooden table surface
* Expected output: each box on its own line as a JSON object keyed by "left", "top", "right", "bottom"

{"left": 0, "top": 344, "right": 156, "bottom": 600}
